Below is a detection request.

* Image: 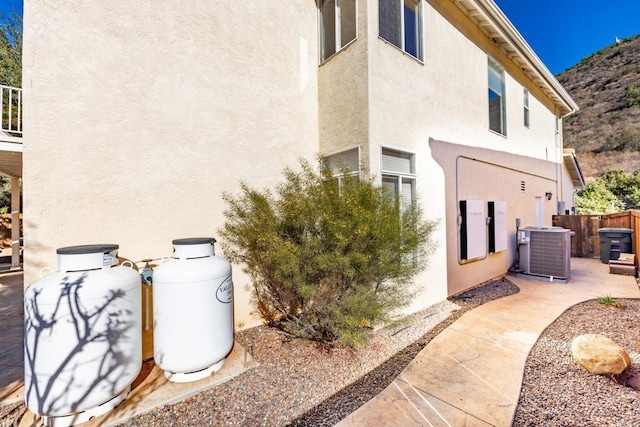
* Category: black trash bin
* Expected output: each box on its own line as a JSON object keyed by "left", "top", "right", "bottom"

{"left": 597, "top": 228, "right": 633, "bottom": 264}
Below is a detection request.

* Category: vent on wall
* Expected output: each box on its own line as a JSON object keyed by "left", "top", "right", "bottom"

{"left": 520, "top": 181, "right": 526, "bottom": 192}
{"left": 460, "top": 200, "right": 486, "bottom": 261}
{"left": 519, "top": 226, "right": 571, "bottom": 281}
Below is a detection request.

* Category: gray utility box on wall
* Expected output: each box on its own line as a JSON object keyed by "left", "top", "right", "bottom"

{"left": 597, "top": 228, "right": 633, "bottom": 264}
{"left": 519, "top": 226, "right": 572, "bottom": 282}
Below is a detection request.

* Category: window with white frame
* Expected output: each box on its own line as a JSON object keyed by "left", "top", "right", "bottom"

{"left": 379, "top": 0, "right": 422, "bottom": 60}
{"left": 523, "top": 89, "right": 530, "bottom": 128}
{"left": 381, "top": 148, "right": 416, "bottom": 210}
{"left": 319, "top": 0, "right": 357, "bottom": 63}
{"left": 488, "top": 58, "right": 506, "bottom": 135}
{"left": 323, "top": 147, "right": 360, "bottom": 187}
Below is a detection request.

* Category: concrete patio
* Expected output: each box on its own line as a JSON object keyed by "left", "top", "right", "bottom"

{"left": 338, "top": 257, "right": 640, "bottom": 426}
{"left": 0, "top": 270, "right": 23, "bottom": 405}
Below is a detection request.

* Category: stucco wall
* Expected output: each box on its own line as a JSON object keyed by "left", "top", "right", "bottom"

{"left": 22, "top": 0, "right": 319, "bottom": 330}
{"left": 22, "top": 0, "right": 574, "bottom": 329}
{"left": 367, "top": 0, "right": 561, "bottom": 161}
{"left": 559, "top": 126, "right": 583, "bottom": 214}
{"left": 430, "top": 140, "right": 560, "bottom": 295}
{"left": 560, "top": 167, "right": 577, "bottom": 214}
{"left": 560, "top": 158, "right": 580, "bottom": 214}
{"left": 364, "top": 0, "right": 566, "bottom": 298}
{"left": 318, "top": 0, "right": 370, "bottom": 166}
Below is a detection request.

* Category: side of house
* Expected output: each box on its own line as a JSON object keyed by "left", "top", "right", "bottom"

{"left": 22, "top": 0, "right": 580, "bottom": 330}
{"left": 561, "top": 148, "right": 586, "bottom": 213}
{"left": 317, "top": 0, "right": 578, "bottom": 302}
{"left": 22, "top": 1, "right": 320, "bottom": 329}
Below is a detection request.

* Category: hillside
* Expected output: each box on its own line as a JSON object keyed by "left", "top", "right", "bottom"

{"left": 557, "top": 34, "right": 640, "bottom": 181}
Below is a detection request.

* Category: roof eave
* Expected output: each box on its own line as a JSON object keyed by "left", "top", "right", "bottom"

{"left": 563, "top": 150, "right": 586, "bottom": 189}
{"left": 460, "top": 0, "right": 579, "bottom": 117}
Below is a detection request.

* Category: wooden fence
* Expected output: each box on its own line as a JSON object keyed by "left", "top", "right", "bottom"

{"left": 552, "top": 211, "right": 640, "bottom": 262}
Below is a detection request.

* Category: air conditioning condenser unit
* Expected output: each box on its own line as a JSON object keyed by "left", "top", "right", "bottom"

{"left": 518, "top": 226, "right": 572, "bottom": 282}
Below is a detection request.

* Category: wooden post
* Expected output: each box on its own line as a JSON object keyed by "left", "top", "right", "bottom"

{"left": 10, "top": 176, "right": 20, "bottom": 270}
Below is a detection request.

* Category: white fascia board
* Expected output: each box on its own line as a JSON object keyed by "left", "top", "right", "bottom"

{"left": 470, "top": 0, "right": 579, "bottom": 117}
{"left": 563, "top": 151, "right": 586, "bottom": 189}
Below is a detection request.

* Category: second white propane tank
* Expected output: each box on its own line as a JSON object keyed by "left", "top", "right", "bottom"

{"left": 152, "top": 237, "right": 234, "bottom": 382}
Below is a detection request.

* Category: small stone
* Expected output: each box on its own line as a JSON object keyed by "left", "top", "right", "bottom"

{"left": 571, "top": 334, "right": 631, "bottom": 375}
{"left": 627, "top": 374, "right": 640, "bottom": 390}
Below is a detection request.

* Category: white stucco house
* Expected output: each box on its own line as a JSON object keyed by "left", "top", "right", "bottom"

{"left": 19, "top": 0, "right": 583, "bottom": 332}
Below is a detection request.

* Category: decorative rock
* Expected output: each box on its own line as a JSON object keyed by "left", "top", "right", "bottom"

{"left": 571, "top": 334, "right": 631, "bottom": 375}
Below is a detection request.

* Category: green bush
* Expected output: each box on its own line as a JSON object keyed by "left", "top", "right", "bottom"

{"left": 625, "top": 84, "right": 640, "bottom": 107}
{"left": 598, "top": 128, "right": 640, "bottom": 153}
{"left": 575, "top": 177, "right": 624, "bottom": 214}
{"left": 220, "top": 159, "right": 438, "bottom": 346}
{"left": 0, "top": 175, "right": 15, "bottom": 212}
{"left": 0, "top": 9, "right": 22, "bottom": 87}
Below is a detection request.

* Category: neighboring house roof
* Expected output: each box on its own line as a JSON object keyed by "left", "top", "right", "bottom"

{"left": 453, "top": 0, "right": 579, "bottom": 117}
{"left": 563, "top": 148, "right": 586, "bottom": 189}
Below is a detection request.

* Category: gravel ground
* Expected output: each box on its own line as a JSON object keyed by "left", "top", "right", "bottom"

{"left": 513, "top": 298, "right": 640, "bottom": 427}
{"left": 122, "top": 278, "right": 518, "bottom": 427}
{"left": 3, "top": 278, "right": 639, "bottom": 426}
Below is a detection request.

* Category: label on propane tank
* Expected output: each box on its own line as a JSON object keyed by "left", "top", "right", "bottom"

{"left": 216, "top": 274, "right": 233, "bottom": 304}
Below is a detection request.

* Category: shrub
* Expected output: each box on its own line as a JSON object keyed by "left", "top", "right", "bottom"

{"left": 0, "top": 175, "right": 18, "bottom": 213}
{"left": 598, "top": 128, "right": 640, "bottom": 153}
{"left": 575, "top": 178, "right": 624, "bottom": 214}
{"left": 220, "top": 159, "right": 438, "bottom": 346}
{"left": 624, "top": 84, "right": 640, "bottom": 107}
{"left": 595, "top": 295, "right": 624, "bottom": 309}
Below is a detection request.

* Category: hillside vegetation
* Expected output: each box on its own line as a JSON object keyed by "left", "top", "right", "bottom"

{"left": 557, "top": 34, "right": 640, "bottom": 180}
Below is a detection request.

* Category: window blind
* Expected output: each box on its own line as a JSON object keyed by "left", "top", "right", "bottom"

{"left": 382, "top": 149, "right": 413, "bottom": 174}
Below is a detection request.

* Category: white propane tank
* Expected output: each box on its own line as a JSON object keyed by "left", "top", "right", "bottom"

{"left": 153, "top": 237, "right": 234, "bottom": 383}
{"left": 23, "top": 244, "right": 142, "bottom": 427}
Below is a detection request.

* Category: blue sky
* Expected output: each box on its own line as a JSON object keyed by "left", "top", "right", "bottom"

{"left": 2, "top": 0, "right": 639, "bottom": 75}
{"left": 2, "top": 0, "right": 21, "bottom": 16}
{"left": 495, "top": 0, "right": 640, "bottom": 74}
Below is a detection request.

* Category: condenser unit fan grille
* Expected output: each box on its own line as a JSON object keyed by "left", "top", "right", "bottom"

{"left": 528, "top": 230, "right": 569, "bottom": 278}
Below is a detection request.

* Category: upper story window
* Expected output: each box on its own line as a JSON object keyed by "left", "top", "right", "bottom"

{"left": 523, "top": 89, "right": 530, "bottom": 128}
{"left": 324, "top": 147, "right": 360, "bottom": 177}
{"left": 381, "top": 148, "right": 416, "bottom": 210}
{"left": 379, "top": 0, "right": 423, "bottom": 60}
{"left": 319, "top": 0, "right": 357, "bottom": 63}
{"left": 488, "top": 57, "right": 506, "bottom": 135}
{"left": 323, "top": 147, "right": 360, "bottom": 192}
